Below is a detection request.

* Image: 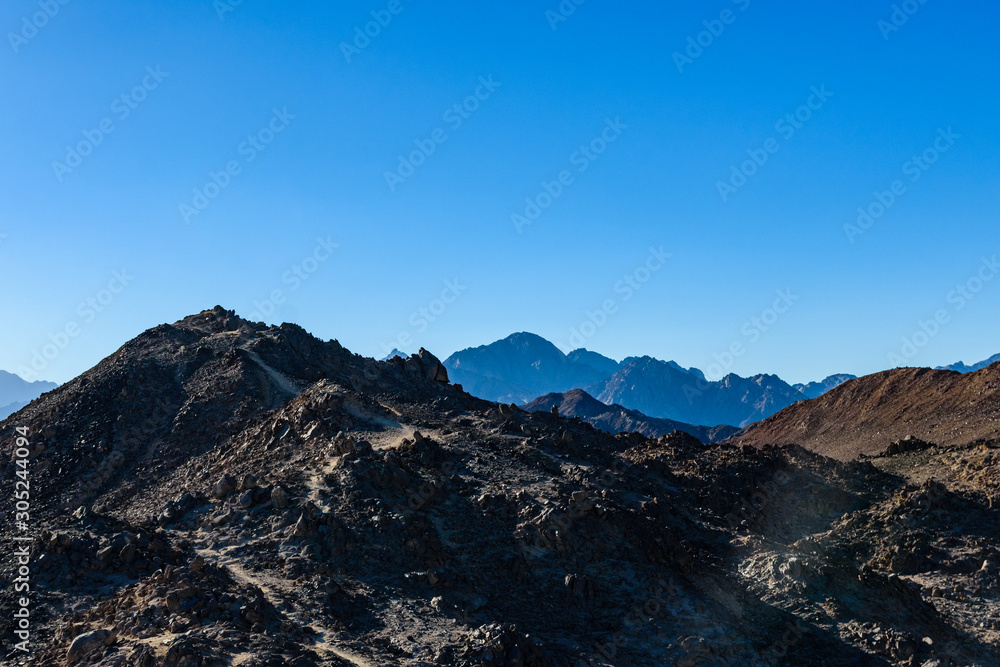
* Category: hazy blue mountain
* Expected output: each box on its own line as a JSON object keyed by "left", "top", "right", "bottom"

{"left": 0, "top": 401, "right": 28, "bottom": 421}
{"left": 524, "top": 389, "right": 738, "bottom": 443}
{"left": 381, "top": 349, "right": 408, "bottom": 361}
{"left": 792, "top": 374, "right": 857, "bottom": 399}
{"left": 443, "top": 333, "right": 611, "bottom": 405}
{"left": 566, "top": 348, "right": 620, "bottom": 377}
{"left": 0, "top": 370, "right": 58, "bottom": 419}
{"left": 442, "top": 334, "right": 856, "bottom": 428}
{"left": 937, "top": 353, "right": 1000, "bottom": 373}
{"left": 590, "top": 357, "right": 804, "bottom": 428}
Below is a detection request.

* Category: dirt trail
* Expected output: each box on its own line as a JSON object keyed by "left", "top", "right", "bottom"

{"left": 192, "top": 536, "right": 380, "bottom": 667}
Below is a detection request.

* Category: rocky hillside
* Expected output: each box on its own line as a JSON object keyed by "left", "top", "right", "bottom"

{"left": 523, "top": 389, "right": 738, "bottom": 443}
{"left": 592, "top": 356, "right": 806, "bottom": 427}
{"left": 732, "top": 365, "right": 1000, "bottom": 460}
{"left": 1, "top": 308, "right": 998, "bottom": 665}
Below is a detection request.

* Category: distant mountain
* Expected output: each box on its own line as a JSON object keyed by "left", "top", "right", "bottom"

{"left": 937, "top": 353, "right": 1000, "bottom": 373}
{"left": 524, "top": 389, "right": 738, "bottom": 443}
{"left": 591, "top": 356, "right": 805, "bottom": 427}
{"left": 619, "top": 356, "right": 706, "bottom": 381}
{"left": 0, "top": 370, "right": 58, "bottom": 418}
{"left": 733, "top": 365, "right": 1000, "bottom": 460}
{"left": 381, "top": 349, "right": 408, "bottom": 361}
{"left": 566, "top": 348, "right": 620, "bottom": 377}
{"left": 0, "top": 400, "right": 28, "bottom": 421}
{"left": 443, "top": 333, "right": 612, "bottom": 404}
{"left": 792, "top": 373, "right": 857, "bottom": 399}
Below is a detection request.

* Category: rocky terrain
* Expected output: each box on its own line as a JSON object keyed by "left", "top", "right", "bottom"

{"left": 523, "top": 389, "right": 738, "bottom": 443}
{"left": 732, "top": 365, "right": 1000, "bottom": 460}
{"left": 1, "top": 307, "right": 998, "bottom": 665}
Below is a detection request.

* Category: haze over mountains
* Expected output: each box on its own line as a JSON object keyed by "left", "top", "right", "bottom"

{"left": 937, "top": 353, "right": 1000, "bottom": 374}
{"left": 0, "top": 370, "right": 57, "bottom": 420}
{"left": 523, "top": 389, "right": 739, "bottom": 443}
{"left": 443, "top": 332, "right": 855, "bottom": 429}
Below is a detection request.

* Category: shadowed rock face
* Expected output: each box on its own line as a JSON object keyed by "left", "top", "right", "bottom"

{"left": 731, "top": 364, "right": 1000, "bottom": 460}
{"left": 2, "top": 307, "right": 999, "bottom": 666}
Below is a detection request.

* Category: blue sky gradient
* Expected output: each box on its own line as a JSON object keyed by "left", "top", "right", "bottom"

{"left": 2, "top": 0, "right": 998, "bottom": 384}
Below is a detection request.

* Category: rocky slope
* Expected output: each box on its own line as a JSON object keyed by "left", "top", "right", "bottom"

{"left": 523, "top": 389, "right": 738, "bottom": 443}
{"left": 732, "top": 364, "right": 1000, "bottom": 460}
{"left": 1, "top": 308, "right": 997, "bottom": 666}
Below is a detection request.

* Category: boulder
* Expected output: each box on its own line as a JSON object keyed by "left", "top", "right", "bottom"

{"left": 213, "top": 475, "right": 237, "bottom": 499}
{"left": 417, "top": 348, "right": 449, "bottom": 383}
{"left": 271, "top": 486, "right": 290, "bottom": 509}
{"left": 67, "top": 629, "right": 114, "bottom": 663}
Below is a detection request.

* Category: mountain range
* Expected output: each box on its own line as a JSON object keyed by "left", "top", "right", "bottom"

{"left": 523, "top": 388, "right": 739, "bottom": 442}
{"left": 3, "top": 306, "right": 998, "bottom": 665}
{"left": 443, "top": 333, "right": 855, "bottom": 428}
{"left": 0, "top": 369, "right": 58, "bottom": 420}
{"left": 443, "top": 332, "right": 613, "bottom": 405}
{"left": 937, "top": 353, "right": 1000, "bottom": 373}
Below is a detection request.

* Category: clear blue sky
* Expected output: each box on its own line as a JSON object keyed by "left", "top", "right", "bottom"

{"left": 2, "top": 0, "right": 998, "bottom": 385}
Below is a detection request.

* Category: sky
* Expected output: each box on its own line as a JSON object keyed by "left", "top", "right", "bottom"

{"left": 1, "top": 0, "right": 998, "bottom": 385}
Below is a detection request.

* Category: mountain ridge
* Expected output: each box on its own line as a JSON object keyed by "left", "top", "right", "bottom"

{"left": 523, "top": 388, "right": 739, "bottom": 442}
{"left": 732, "top": 362, "right": 1000, "bottom": 460}
{"left": 3, "top": 307, "right": 998, "bottom": 665}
